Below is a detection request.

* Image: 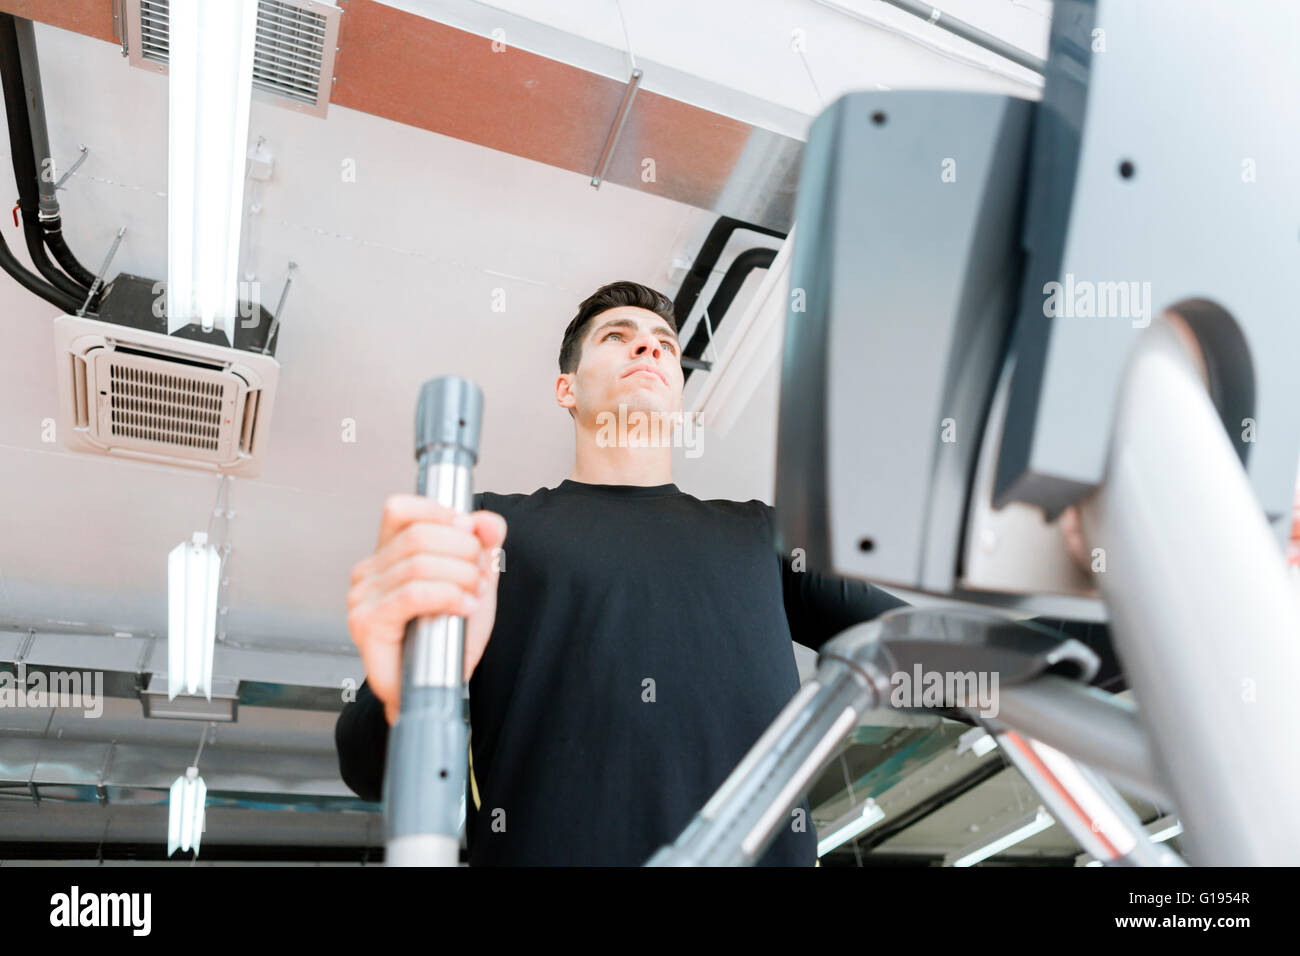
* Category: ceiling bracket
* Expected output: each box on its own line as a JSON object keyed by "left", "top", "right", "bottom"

{"left": 76, "top": 225, "right": 125, "bottom": 317}
{"left": 53, "top": 144, "right": 89, "bottom": 191}
{"left": 590, "top": 68, "right": 642, "bottom": 189}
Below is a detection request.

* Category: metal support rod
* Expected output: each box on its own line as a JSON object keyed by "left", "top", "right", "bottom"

{"left": 647, "top": 624, "right": 884, "bottom": 865}
{"left": 590, "top": 68, "right": 642, "bottom": 188}
{"left": 1079, "top": 317, "right": 1300, "bottom": 864}
{"left": 192, "top": 722, "right": 213, "bottom": 769}
{"left": 54, "top": 145, "right": 89, "bottom": 192}
{"left": 876, "top": 0, "right": 1046, "bottom": 74}
{"left": 987, "top": 726, "right": 1184, "bottom": 866}
{"left": 77, "top": 226, "right": 125, "bottom": 317}
{"left": 15, "top": 628, "right": 34, "bottom": 663}
{"left": 96, "top": 741, "right": 116, "bottom": 804}
{"left": 649, "top": 609, "right": 1172, "bottom": 866}
{"left": 113, "top": 0, "right": 128, "bottom": 56}
{"left": 989, "top": 675, "right": 1170, "bottom": 806}
{"left": 262, "top": 261, "right": 296, "bottom": 355}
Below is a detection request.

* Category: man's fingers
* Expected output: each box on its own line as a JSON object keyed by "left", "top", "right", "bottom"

{"left": 348, "top": 551, "right": 481, "bottom": 613}
{"left": 1057, "top": 505, "right": 1091, "bottom": 574}
{"left": 354, "top": 579, "right": 479, "bottom": 638}
{"left": 472, "top": 510, "right": 508, "bottom": 550}
{"left": 376, "top": 494, "right": 461, "bottom": 550}
{"left": 364, "top": 519, "right": 483, "bottom": 582}
{"left": 359, "top": 652, "right": 401, "bottom": 723}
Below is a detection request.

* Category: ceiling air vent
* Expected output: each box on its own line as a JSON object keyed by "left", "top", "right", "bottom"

{"left": 123, "top": 0, "right": 342, "bottom": 117}
{"left": 53, "top": 315, "right": 279, "bottom": 477}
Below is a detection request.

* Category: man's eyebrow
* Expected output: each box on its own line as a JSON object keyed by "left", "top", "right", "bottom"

{"left": 591, "top": 317, "right": 679, "bottom": 342}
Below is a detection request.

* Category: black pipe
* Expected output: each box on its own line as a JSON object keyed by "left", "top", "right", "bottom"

{"left": 0, "top": 13, "right": 93, "bottom": 308}
{"left": 12, "top": 17, "right": 100, "bottom": 289}
{"left": 672, "top": 215, "right": 785, "bottom": 330}
{"left": 680, "top": 246, "right": 777, "bottom": 384}
{"left": 42, "top": 217, "right": 99, "bottom": 287}
{"left": 0, "top": 217, "right": 83, "bottom": 312}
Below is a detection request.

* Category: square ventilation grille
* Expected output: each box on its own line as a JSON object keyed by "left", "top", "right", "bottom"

{"left": 122, "top": 0, "right": 342, "bottom": 117}
{"left": 53, "top": 315, "right": 279, "bottom": 477}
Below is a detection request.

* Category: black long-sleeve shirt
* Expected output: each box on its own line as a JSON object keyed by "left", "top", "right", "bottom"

{"left": 334, "top": 479, "right": 906, "bottom": 866}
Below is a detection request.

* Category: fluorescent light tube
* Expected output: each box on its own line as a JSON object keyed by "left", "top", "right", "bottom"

{"left": 1142, "top": 814, "right": 1183, "bottom": 845}
{"left": 957, "top": 727, "right": 998, "bottom": 757}
{"left": 168, "top": 767, "right": 207, "bottom": 858}
{"left": 168, "top": 532, "right": 221, "bottom": 700}
{"left": 946, "top": 806, "right": 1055, "bottom": 867}
{"left": 1149, "top": 821, "right": 1183, "bottom": 843}
{"left": 1075, "top": 815, "right": 1183, "bottom": 866}
{"left": 167, "top": 0, "right": 259, "bottom": 345}
{"left": 817, "top": 798, "right": 886, "bottom": 856}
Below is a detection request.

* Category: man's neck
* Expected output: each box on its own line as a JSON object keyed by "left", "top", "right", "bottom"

{"left": 568, "top": 419, "right": 674, "bottom": 486}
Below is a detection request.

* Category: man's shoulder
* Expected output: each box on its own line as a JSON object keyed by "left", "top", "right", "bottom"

{"left": 474, "top": 486, "right": 554, "bottom": 513}
{"left": 475, "top": 486, "right": 774, "bottom": 524}
{"left": 691, "top": 494, "right": 774, "bottom": 519}
{"left": 680, "top": 494, "right": 776, "bottom": 539}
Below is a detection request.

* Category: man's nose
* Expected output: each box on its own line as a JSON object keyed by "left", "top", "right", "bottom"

{"left": 633, "top": 337, "right": 661, "bottom": 358}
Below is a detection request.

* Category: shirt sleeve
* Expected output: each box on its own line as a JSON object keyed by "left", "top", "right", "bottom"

{"left": 779, "top": 552, "right": 910, "bottom": 652}
{"left": 334, "top": 677, "right": 389, "bottom": 802}
{"left": 765, "top": 502, "right": 909, "bottom": 651}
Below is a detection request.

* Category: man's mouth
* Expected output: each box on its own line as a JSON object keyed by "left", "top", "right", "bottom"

{"left": 622, "top": 365, "right": 667, "bottom": 386}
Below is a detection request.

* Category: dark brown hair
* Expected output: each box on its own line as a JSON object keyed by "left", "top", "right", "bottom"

{"left": 558, "top": 280, "right": 677, "bottom": 374}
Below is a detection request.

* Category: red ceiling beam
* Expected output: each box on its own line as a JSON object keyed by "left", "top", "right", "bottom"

{"left": 0, "top": 0, "right": 753, "bottom": 208}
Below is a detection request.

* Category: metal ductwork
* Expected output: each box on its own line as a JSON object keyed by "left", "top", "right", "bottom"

{"left": 12, "top": 0, "right": 809, "bottom": 232}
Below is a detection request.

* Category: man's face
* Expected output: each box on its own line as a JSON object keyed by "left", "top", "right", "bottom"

{"left": 558, "top": 305, "right": 684, "bottom": 424}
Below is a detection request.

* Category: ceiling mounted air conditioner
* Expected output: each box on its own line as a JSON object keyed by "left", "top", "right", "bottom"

{"left": 122, "top": 0, "right": 343, "bottom": 118}
{"left": 53, "top": 314, "right": 279, "bottom": 477}
{"left": 685, "top": 226, "right": 796, "bottom": 436}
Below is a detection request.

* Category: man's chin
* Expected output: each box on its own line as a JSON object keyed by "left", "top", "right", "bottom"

{"left": 601, "top": 394, "right": 681, "bottom": 419}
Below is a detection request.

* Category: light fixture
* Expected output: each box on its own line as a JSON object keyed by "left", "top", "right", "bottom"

{"left": 168, "top": 766, "right": 207, "bottom": 858}
{"left": 168, "top": 532, "right": 220, "bottom": 700}
{"left": 1148, "top": 816, "right": 1183, "bottom": 844}
{"left": 945, "top": 806, "right": 1055, "bottom": 867}
{"left": 141, "top": 674, "right": 239, "bottom": 722}
{"left": 957, "top": 726, "right": 998, "bottom": 758}
{"left": 167, "top": 0, "right": 259, "bottom": 345}
{"left": 817, "top": 798, "right": 886, "bottom": 856}
{"left": 1075, "top": 814, "right": 1183, "bottom": 866}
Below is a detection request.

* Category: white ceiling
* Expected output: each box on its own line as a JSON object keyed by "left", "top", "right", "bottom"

{"left": 1, "top": 6, "right": 1047, "bottom": 655}
{"left": 1, "top": 22, "right": 713, "bottom": 651}
{"left": 378, "top": 0, "right": 1049, "bottom": 134}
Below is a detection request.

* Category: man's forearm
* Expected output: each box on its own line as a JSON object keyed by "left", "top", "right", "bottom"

{"left": 784, "top": 562, "right": 910, "bottom": 652}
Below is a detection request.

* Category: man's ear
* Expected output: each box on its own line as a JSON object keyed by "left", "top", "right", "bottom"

{"left": 555, "top": 372, "right": 577, "bottom": 414}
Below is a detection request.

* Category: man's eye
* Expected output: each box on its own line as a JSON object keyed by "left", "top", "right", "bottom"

{"left": 661, "top": 340, "right": 676, "bottom": 353}
{"left": 604, "top": 332, "right": 622, "bottom": 341}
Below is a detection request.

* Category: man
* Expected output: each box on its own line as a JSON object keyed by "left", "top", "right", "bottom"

{"left": 336, "top": 280, "right": 906, "bottom": 866}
